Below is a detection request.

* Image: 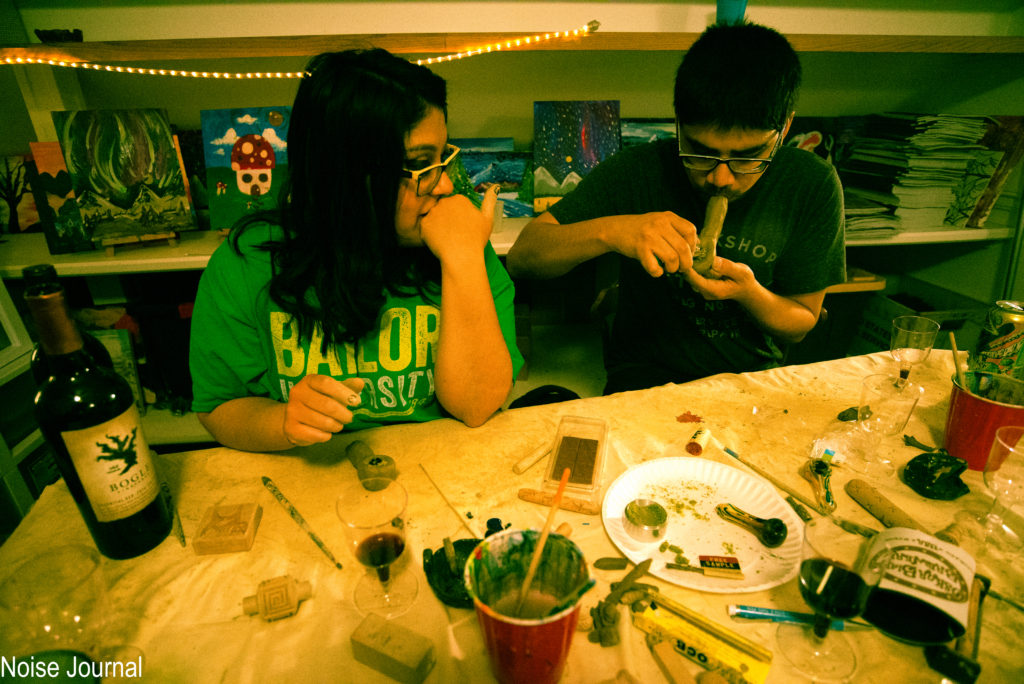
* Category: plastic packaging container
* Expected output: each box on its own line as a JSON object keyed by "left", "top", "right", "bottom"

{"left": 542, "top": 416, "right": 607, "bottom": 503}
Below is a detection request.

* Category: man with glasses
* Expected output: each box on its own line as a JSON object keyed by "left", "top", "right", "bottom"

{"left": 507, "top": 22, "right": 844, "bottom": 393}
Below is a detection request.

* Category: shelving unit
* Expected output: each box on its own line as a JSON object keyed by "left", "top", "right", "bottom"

{"left": 3, "top": 32, "right": 1023, "bottom": 65}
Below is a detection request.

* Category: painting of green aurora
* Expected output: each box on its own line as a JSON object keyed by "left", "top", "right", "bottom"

{"left": 51, "top": 108, "right": 195, "bottom": 244}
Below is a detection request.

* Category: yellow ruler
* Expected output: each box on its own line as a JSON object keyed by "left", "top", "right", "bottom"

{"left": 631, "top": 592, "right": 772, "bottom": 684}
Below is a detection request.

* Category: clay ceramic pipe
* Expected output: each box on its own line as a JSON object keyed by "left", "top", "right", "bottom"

{"left": 716, "top": 503, "right": 788, "bottom": 548}
{"left": 802, "top": 459, "right": 837, "bottom": 512}
{"left": 691, "top": 195, "right": 728, "bottom": 275}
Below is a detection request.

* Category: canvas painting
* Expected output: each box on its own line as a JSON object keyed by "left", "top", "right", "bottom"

{"left": 621, "top": 118, "right": 675, "bottom": 148}
{"left": 200, "top": 106, "right": 291, "bottom": 232}
{"left": 450, "top": 137, "right": 534, "bottom": 218}
{"left": 28, "top": 141, "right": 92, "bottom": 254}
{"left": 50, "top": 108, "right": 194, "bottom": 247}
{"left": 0, "top": 155, "right": 40, "bottom": 235}
{"left": 533, "top": 100, "right": 620, "bottom": 212}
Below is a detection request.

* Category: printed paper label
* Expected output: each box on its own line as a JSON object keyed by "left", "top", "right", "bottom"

{"left": 868, "top": 527, "right": 975, "bottom": 630}
{"left": 61, "top": 405, "right": 159, "bottom": 522}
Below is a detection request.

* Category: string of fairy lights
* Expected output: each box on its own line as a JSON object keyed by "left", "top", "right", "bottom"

{"left": 1, "top": 20, "right": 599, "bottom": 80}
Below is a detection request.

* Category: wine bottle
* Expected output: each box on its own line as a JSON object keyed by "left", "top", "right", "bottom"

{"left": 22, "top": 264, "right": 115, "bottom": 385}
{"left": 25, "top": 265, "right": 171, "bottom": 560}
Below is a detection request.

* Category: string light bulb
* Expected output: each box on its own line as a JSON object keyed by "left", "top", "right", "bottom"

{"left": 1, "top": 20, "right": 599, "bottom": 79}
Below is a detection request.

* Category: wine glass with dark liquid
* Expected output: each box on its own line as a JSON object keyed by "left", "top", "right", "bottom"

{"left": 890, "top": 315, "right": 939, "bottom": 383}
{"left": 776, "top": 517, "right": 889, "bottom": 681}
{"left": 336, "top": 477, "right": 418, "bottom": 618}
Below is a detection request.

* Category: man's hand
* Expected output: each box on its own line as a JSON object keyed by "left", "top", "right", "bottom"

{"left": 608, "top": 212, "right": 698, "bottom": 278}
{"left": 684, "top": 256, "right": 756, "bottom": 301}
{"left": 283, "top": 375, "right": 366, "bottom": 446}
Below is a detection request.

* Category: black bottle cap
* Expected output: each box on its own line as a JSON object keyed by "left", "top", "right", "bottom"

{"left": 22, "top": 264, "right": 61, "bottom": 296}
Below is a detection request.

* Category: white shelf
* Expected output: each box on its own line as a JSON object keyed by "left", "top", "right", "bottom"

{"left": 847, "top": 227, "right": 1015, "bottom": 246}
{"left": 1, "top": 218, "right": 532, "bottom": 279}
{"left": 0, "top": 231, "right": 224, "bottom": 278}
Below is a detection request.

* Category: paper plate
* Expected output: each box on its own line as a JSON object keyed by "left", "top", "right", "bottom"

{"left": 602, "top": 457, "right": 804, "bottom": 593}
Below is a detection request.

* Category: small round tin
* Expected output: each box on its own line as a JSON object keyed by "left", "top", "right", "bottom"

{"left": 623, "top": 499, "right": 668, "bottom": 542}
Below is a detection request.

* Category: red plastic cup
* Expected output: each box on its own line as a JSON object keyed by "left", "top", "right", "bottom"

{"left": 464, "top": 528, "right": 589, "bottom": 684}
{"left": 944, "top": 372, "right": 1024, "bottom": 470}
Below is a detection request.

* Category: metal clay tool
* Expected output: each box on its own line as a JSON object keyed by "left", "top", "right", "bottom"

{"left": 261, "top": 476, "right": 343, "bottom": 570}
{"left": 692, "top": 195, "right": 728, "bottom": 276}
{"left": 715, "top": 440, "right": 826, "bottom": 515}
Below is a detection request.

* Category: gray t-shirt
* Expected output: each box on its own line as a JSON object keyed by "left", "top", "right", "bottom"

{"left": 549, "top": 139, "right": 845, "bottom": 386}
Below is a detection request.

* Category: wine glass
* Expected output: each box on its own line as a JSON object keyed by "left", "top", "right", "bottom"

{"left": 0, "top": 545, "right": 106, "bottom": 663}
{"left": 982, "top": 426, "right": 1024, "bottom": 557}
{"left": 890, "top": 315, "right": 940, "bottom": 383}
{"left": 777, "top": 517, "right": 889, "bottom": 681}
{"left": 846, "top": 373, "right": 924, "bottom": 476}
{"left": 336, "top": 477, "right": 418, "bottom": 619}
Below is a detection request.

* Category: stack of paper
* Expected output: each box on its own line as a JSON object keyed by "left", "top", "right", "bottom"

{"left": 836, "top": 113, "right": 999, "bottom": 235}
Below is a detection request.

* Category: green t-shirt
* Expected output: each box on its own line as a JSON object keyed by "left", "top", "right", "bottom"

{"left": 190, "top": 223, "right": 524, "bottom": 430}
{"left": 549, "top": 140, "right": 845, "bottom": 384}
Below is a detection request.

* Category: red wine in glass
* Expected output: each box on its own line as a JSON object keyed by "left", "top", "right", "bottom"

{"left": 356, "top": 532, "right": 406, "bottom": 583}
{"left": 337, "top": 478, "right": 418, "bottom": 619}
{"left": 799, "top": 559, "right": 871, "bottom": 636}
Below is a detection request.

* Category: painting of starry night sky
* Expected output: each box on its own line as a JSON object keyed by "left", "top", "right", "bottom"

{"left": 533, "top": 100, "right": 620, "bottom": 212}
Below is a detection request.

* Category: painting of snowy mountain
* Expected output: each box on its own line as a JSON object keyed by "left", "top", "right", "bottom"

{"left": 451, "top": 138, "right": 533, "bottom": 218}
{"left": 533, "top": 100, "right": 620, "bottom": 212}
{"left": 50, "top": 108, "right": 195, "bottom": 247}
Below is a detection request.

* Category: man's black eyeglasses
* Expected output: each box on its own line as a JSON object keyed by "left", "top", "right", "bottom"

{"left": 677, "top": 126, "right": 783, "bottom": 175}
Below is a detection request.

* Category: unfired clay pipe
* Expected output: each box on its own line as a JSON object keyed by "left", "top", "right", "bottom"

{"left": 691, "top": 194, "right": 728, "bottom": 276}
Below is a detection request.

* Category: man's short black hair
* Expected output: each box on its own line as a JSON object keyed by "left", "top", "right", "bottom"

{"left": 674, "top": 22, "right": 801, "bottom": 132}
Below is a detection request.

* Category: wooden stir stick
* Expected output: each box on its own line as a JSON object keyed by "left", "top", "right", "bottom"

{"left": 515, "top": 467, "right": 571, "bottom": 617}
{"left": 949, "top": 331, "right": 967, "bottom": 388}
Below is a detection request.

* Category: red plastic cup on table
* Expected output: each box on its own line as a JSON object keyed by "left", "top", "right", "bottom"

{"left": 944, "top": 371, "right": 1024, "bottom": 470}
{"left": 464, "top": 528, "right": 589, "bottom": 684}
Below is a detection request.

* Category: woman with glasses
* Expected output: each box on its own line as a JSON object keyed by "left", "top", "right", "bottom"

{"left": 508, "top": 21, "right": 844, "bottom": 394}
{"left": 190, "top": 49, "right": 523, "bottom": 451}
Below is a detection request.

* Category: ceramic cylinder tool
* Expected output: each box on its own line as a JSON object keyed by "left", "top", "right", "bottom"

{"left": 692, "top": 195, "right": 728, "bottom": 275}
{"left": 346, "top": 440, "right": 398, "bottom": 486}
{"left": 518, "top": 488, "right": 602, "bottom": 515}
{"left": 513, "top": 444, "right": 551, "bottom": 474}
{"left": 845, "top": 479, "right": 928, "bottom": 532}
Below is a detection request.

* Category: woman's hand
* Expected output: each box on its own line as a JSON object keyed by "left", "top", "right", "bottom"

{"left": 420, "top": 185, "right": 499, "bottom": 265}
{"left": 282, "top": 375, "right": 366, "bottom": 446}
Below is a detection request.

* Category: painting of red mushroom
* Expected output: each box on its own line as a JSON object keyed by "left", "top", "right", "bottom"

{"left": 201, "top": 106, "right": 291, "bottom": 232}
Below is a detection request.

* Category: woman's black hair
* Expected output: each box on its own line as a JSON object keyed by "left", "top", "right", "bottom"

{"left": 232, "top": 48, "right": 448, "bottom": 348}
{"left": 674, "top": 22, "right": 801, "bottom": 132}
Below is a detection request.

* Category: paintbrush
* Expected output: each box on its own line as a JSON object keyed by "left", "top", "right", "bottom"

{"left": 515, "top": 467, "right": 570, "bottom": 616}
